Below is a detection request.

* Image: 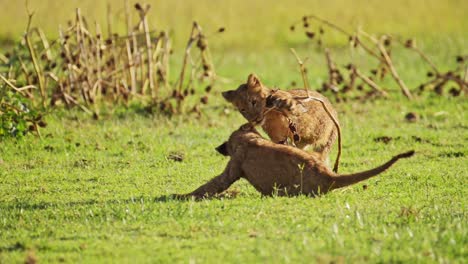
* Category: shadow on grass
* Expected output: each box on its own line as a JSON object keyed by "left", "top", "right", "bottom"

{"left": 0, "top": 191, "right": 241, "bottom": 210}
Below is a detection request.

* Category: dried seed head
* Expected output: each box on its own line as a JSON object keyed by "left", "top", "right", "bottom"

{"left": 449, "top": 87, "right": 460, "bottom": 96}
{"left": 404, "top": 39, "right": 414, "bottom": 48}
{"left": 205, "top": 85, "right": 212, "bottom": 93}
{"left": 40, "top": 54, "right": 47, "bottom": 61}
{"left": 200, "top": 96, "right": 209, "bottom": 104}
{"left": 38, "top": 120, "right": 47, "bottom": 127}
{"left": 456, "top": 55, "right": 464, "bottom": 63}
{"left": 383, "top": 38, "right": 391, "bottom": 47}
{"left": 302, "top": 16, "right": 308, "bottom": 22}
{"left": 203, "top": 64, "right": 210, "bottom": 71}
{"left": 105, "top": 39, "right": 112, "bottom": 45}
{"left": 183, "top": 89, "right": 189, "bottom": 96}
{"left": 370, "top": 69, "right": 378, "bottom": 75}
{"left": 305, "top": 31, "right": 315, "bottom": 39}
{"left": 289, "top": 25, "right": 295, "bottom": 31}
{"left": 197, "top": 38, "right": 207, "bottom": 51}
{"left": 218, "top": 27, "right": 225, "bottom": 33}
{"left": 190, "top": 88, "right": 195, "bottom": 95}
{"left": 50, "top": 62, "right": 57, "bottom": 69}
{"left": 319, "top": 27, "right": 324, "bottom": 34}
{"left": 426, "top": 71, "right": 434, "bottom": 77}
{"left": 303, "top": 22, "right": 309, "bottom": 28}
{"left": 4, "top": 52, "right": 10, "bottom": 58}
{"left": 135, "top": 3, "right": 142, "bottom": 11}
{"left": 357, "top": 84, "right": 364, "bottom": 91}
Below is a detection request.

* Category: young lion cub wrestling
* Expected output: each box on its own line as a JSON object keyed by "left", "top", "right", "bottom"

{"left": 223, "top": 74, "right": 339, "bottom": 171}
{"left": 175, "top": 124, "right": 414, "bottom": 199}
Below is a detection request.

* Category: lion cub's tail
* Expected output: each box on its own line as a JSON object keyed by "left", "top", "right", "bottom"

{"left": 329, "top": 150, "right": 415, "bottom": 189}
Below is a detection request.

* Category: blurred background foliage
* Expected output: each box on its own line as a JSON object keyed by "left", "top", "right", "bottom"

{"left": 0, "top": 0, "right": 466, "bottom": 50}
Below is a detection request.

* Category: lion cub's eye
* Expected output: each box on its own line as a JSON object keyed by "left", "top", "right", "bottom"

{"left": 240, "top": 108, "right": 246, "bottom": 113}
{"left": 251, "top": 100, "right": 257, "bottom": 106}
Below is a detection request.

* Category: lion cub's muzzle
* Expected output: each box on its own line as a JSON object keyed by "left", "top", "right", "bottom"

{"left": 215, "top": 142, "right": 229, "bottom": 156}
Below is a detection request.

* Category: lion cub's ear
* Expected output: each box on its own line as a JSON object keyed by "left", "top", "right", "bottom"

{"left": 222, "top": 90, "right": 236, "bottom": 102}
{"left": 247, "top": 74, "right": 262, "bottom": 88}
{"left": 215, "top": 142, "right": 229, "bottom": 156}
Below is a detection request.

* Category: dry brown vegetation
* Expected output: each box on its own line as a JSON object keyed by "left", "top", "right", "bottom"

{"left": 1, "top": 1, "right": 224, "bottom": 119}
{"left": 289, "top": 15, "right": 467, "bottom": 101}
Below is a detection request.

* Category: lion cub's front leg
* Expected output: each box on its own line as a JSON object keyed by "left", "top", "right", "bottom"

{"left": 180, "top": 160, "right": 243, "bottom": 199}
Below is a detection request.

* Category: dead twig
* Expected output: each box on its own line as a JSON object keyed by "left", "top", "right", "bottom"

{"left": 289, "top": 49, "right": 342, "bottom": 172}
{"left": 290, "top": 48, "right": 310, "bottom": 96}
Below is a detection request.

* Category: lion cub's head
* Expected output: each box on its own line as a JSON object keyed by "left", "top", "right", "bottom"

{"left": 215, "top": 123, "right": 260, "bottom": 156}
{"left": 222, "top": 74, "right": 270, "bottom": 124}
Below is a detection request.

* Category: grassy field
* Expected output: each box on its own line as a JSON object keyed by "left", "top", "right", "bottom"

{"left": 1, "top": 0, "right": 467, "bottom": 263}
{"left": 0, "top": 93, "right": 466, "bottom": 263}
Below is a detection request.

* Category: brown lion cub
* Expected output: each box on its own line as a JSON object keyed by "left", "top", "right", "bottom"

{"left": 175, "top": 124, "right": 414, "bottom": 199}
{"left": 223, "top": 74, "right": 339, "bottom": 170}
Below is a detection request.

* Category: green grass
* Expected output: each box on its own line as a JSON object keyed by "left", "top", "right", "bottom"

{"left": 0, "top": 88, "right": 466, "bottom": 262}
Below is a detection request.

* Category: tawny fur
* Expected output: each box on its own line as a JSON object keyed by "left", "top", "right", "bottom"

{"left": 222, "top": 74, "right": 339, "bottom": 165}
{"left": 176, "top": 124, "right": 414, "bottom": 199}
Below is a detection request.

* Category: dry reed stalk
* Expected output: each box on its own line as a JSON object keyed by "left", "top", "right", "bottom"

{"left": 17, "top": 56, "right": 34, "bottom": 96}
{"left": 75, "top": 8, "right": 93, "bottom": 104}
{"left": 324, "top": 48, "right": 339, "bottom": 92}
{"left": 34, "top": 28, "right": 52, "bottom": 60}
{"left": 125, "top": 38, "right": 137, "bottom": 94}
{"left": 160, "top": 33, "right": 171, "bottom": 89}
{"left": 25, "top": 11, "right": 46, "bottom": 107}
{"left": 178, "top": 23, "right": 198, "bottom": 94}
{"left": 290, "top": 48, "right": 310, "bottom": 94}
{"left": 124, "top": 0, "right": 137, "bottom": 94}
{"left": 136, "top": 4, "right": 155, "bottom": 100}
{"left": 353, "top": 68, "right": 388, "bottom": 97}
{"left": 94, "top": 22, "right": 103, "bottom": 107}
{"left": 360, "top": 31, "right": 413, "bottom": 99}
{"left": 0, "top": 74, "right": 37, "bottom": 92}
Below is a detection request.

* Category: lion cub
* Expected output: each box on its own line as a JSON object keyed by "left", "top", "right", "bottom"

{"left": 175, "top": 124, "right": 414, "bottom": 199}
{"left": 222, "top": 74, "right": 339, "bottom": 170}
